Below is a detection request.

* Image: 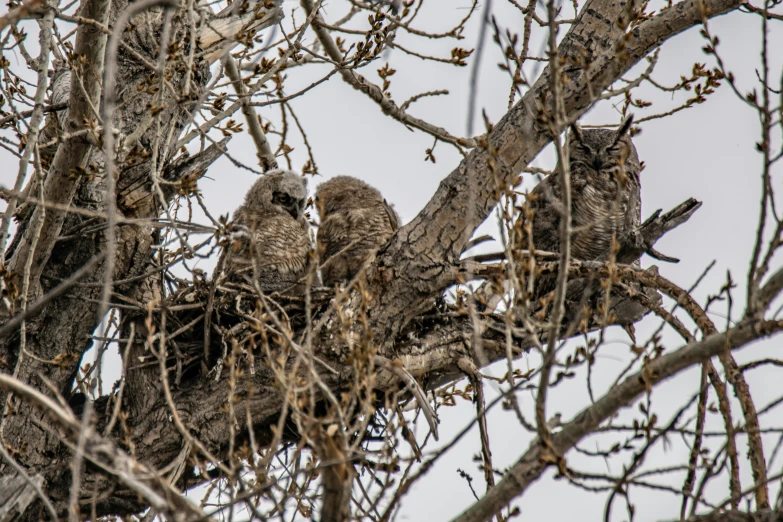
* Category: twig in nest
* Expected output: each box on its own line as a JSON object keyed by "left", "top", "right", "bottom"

{"left": 374, "top": 355, "right": 439, "bottom": 441}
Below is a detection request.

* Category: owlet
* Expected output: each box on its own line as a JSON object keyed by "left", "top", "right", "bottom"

{"left": 315, "top": 176, "right": 400, "bottom": 287}
{"left": 223, "top": 169, "right": 311, "bottom": 293}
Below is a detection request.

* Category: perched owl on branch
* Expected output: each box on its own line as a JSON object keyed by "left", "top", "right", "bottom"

{"left": 222, "top": 169, "right": 312, "bottom": 293}
{"left": 525, "top": 116, "right": 641, "bottom": 261}
{"left": 516, "top": 116, "right": 652, "bottom": 334}
{"left": 476, "top": 117, "right": 648, "bottom": 320}
{"left": 315, "top": 176, "right": 400, "bottom": 287}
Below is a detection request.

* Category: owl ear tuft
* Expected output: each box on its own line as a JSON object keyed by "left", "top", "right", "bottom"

{"left": 615, "top": 115, "right": 634, "bottom": 141}
{"left": 569, "top": 122, "right": 584, "bottom": 143}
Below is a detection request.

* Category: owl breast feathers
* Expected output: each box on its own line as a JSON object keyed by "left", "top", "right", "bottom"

{"left": 315, "top": 176, "right": 400, "bottom": 287}
{"left": 523, "top": 116, "right": 642, "bottom": 261}
{"left": 223, "top": 169, "right": 312, "bottom": 293}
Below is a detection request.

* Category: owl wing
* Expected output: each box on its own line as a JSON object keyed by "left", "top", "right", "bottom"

{"left": 623, "top": 175, "right": 642, "bottom": 235}
{"left": 525, "top": 174, "right": 563, "bottom": 254}
{"left": 222, "top": 209, "right": 255, "bottom": 278}
{"left": 317, "top": 212, "right": 351, "bottom": 264}
{"left": 320, "top": 206, "right": 395, "bottom": 259}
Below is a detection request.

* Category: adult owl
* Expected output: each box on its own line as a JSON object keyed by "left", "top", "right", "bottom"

{"left": 315, "top": 176, "right": 400, "bottom": 287}
{"left": 222, "top": 169, "right": 311, "bottom": 293}
{"left": 474, "top": 118, "right": 644, "bottom": 316}
{"left": 524, "top": 116, "right": 641, "bottom": 261}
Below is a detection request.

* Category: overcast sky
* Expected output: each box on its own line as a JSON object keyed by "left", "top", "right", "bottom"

{"left": 1, "top": 0, "right": 783, "bottom": 520}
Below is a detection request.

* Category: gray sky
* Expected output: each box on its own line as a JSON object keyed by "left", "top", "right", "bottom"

{"left": 1, "top": 0, "right": 782, "bottom": 520}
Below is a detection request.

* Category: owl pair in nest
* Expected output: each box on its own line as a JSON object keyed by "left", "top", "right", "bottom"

{"left": 221, "top": 171, "right": 399, "bottom": 292}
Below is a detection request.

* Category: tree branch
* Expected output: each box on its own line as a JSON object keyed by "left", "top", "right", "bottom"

{"left": 199, "top": 0, "right": 284, "bottom": 64}
{"left": 363, "top": 0, "right": 739, "bottom": 347}
{"left": 300, "top": 0, "right": 474, "bottom": 148}
{"left": 5, "top": 0, "right": 110, "bottom": 295}
{"left": 665, "top": 510, "right": 783, "bottom": 522}
{"left": 223, "top": 57, "right": 277, "bottom": 171}
{"left": 0, "top": 374, "right": 211, "bottom": 522}
{"left": 452, "top": 318, "right": 783, "bottom": 522}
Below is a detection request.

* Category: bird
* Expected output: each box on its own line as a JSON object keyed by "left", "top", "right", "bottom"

{"left": 523, "top": 116, "right": 641, "bottom": 262}
{"left": 473, "top": 118, "right": 643, "bottom": 312}
{"left": 314, "top": 176, "right": 399, "bottom": 287}
{"left": 516, "top": 116, "right": 648, "bottom": 334}
{"left": 221, "top": 169, "right": 312, "bottom": 293}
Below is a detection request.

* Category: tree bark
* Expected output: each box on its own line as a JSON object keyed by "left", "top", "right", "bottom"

{"left": 0, "top": 0, "right": 754, "bottom": 517}
{"left": 0, "top": 0, "right": 278, "bottom": 516}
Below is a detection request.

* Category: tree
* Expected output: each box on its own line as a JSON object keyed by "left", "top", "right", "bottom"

{"left": 0, "top": 0, "right": 781, "bottom": 519}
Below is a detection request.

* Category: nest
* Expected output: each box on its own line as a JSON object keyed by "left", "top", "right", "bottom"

{"left": 128, "top": 277, "right": 337, "bottom": 388}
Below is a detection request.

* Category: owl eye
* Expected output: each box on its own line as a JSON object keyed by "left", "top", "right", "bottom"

{"left": 276, "top": 193, "right": 292, "bottom": 205}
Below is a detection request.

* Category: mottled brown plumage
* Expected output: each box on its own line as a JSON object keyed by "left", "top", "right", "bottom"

{"left": 222, "top": 170, "right": 311, "bottom": 292}
{"left": 505, "top": 117, "right": 648, "bottom": 331}
{"left": 524, "top": 117, "right": 641, "bottom": 261}
{"left": 315, "top": 176, "right": 399, "bottom": 287}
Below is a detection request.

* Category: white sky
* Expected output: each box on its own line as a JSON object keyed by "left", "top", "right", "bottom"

{"left": 1, "top": 0, "right": 783, "bottom": 520}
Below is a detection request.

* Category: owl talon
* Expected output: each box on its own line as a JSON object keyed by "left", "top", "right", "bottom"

{"left": 645, "top": 247, "right": 679, "bottom": 263}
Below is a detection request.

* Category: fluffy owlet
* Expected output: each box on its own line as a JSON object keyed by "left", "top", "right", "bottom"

{"left": 222, "top": 169, "right": 311, "bottom": 293}
{"left": 524, "top": 116, "right": 641, "bottom": 261}
{"left": 315, "top": 176, "right": 400, "bottom": 287}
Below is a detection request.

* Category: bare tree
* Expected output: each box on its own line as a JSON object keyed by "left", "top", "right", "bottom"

{"left": 0, "top": 0, "right": 781, "bottom": 520}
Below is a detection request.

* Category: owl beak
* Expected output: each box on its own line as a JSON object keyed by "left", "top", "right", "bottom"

{"left": 592, "top": 157, "right": 604, "bottom": 170}
{"left": 285, "top": 199, "right": 305, "bottom": 220}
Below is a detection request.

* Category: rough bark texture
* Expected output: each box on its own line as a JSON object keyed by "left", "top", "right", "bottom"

{"left": 0, "top": 0, "right": 271, "bottom": 516}
{"left": 0, "top": 0, "right": 754, "bottom": 517}
{"left": 0, "top": 474, "right": 44, "bottom": 522}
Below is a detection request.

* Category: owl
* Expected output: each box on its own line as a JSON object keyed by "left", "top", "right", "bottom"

{"left": 315, "top": 176, "right": 400, "bottom": 287}
{"left": 479, "top": 118, "right": 648, "bottom": 329}
{"left": 507, "top": 117, "right": 647, "bottom": 327}
{"left": 222, "top": 169, "right": 312, "bottom": 293}
{"left": 523, "top": 116, "right": 641, "bottom": 261}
